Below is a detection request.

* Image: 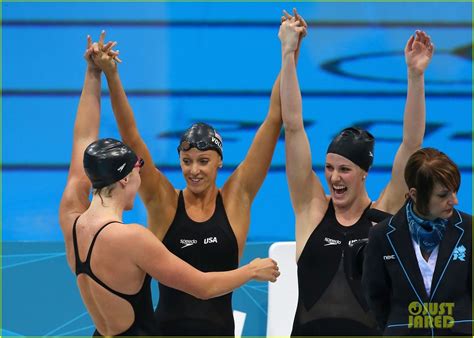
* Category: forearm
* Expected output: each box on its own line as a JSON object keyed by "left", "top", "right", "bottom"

{"left": 74, "top": 68, "right": 101, "bottom": 141}
{"left": 280, "top": 51, "right": 303, "bottom": 132}
{"left": 104, "top": 70, "right": 141, "bottom": 144}
{"left": 402, "top": 70, "right": 426, "bottom": 149}
{"left": 201, "top": 265, "right": 254, "bottom": 300}
{"left": 267, "top": 72, "right": 283, "bottom": 125}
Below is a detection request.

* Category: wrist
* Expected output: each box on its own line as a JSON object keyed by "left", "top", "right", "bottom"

{"left": 282, "top": 47, "right": 296, "bottom": 60}
{"left": 407, "top": 68, "right": 424, "bottom": 80}
{"left": 104, "top": 67, "right": 119, "bottom": 79}
{"left": 86, "top": 67, "right": 101, "bottom": 76}
{"left": 245, "top": 263, "right": 257, "bottom": 280}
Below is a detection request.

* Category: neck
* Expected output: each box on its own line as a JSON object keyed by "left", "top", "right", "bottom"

{"left": 85, "top": 194, "right": 124, "bottom": 222}
{"left": 333, "top": 191, "right": 371, "bottom": 225}
{"left": 184, "top": 184, "right": 218, "bottom": 208}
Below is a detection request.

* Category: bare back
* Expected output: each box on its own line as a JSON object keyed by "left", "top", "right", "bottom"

{"left": 65, "top": 215, "right": 149, "bottom": 336}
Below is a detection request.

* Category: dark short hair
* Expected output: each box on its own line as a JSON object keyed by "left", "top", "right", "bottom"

{"left": 404, "top": 147, "right": 460, "bottom": 215}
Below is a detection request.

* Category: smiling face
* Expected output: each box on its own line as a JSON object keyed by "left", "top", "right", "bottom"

{"left": 180, "top": 148, "right": 221, "bottom": 195}
{"left": 325, "top": 153, "right": 367, "bottom": 209}
{"left": 411, "top": 183, "right": 459, "bottom": 220}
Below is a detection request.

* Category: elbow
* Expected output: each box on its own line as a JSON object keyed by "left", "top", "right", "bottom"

{"left": 194, "top": 287, "right": 212, "bottom": 300}
{"left": 283, "top": 120, "right": 302, "bottom": 134}
{"left": 402, "top": 137, "right": 423, "bottom": 152}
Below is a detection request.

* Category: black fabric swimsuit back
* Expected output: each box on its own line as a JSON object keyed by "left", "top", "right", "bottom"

{"left": 72, "top": 217, "right": 156, "bottom": 336}
{"left": 292, "top": 200, "right": 380, "bottom": 336}
{"left": 155, "top": 190, "right": 239, "bottom": 336}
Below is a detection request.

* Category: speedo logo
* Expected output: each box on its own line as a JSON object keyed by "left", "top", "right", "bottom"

{"left": 117, "top": 163, "right": 126, "bottom": 172}
{"left": 180, "top": 239, "right": 197, "bottom": 249}
{"left": 324, "top": 237, "right": 341, "bottom": 246}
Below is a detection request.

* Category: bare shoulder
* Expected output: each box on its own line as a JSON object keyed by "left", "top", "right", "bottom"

{"left": 295, "top": 195, "right": 330, "bottom": 260}
{"left": 59, "top": 210, "right": 83, "bottom": 242}
{"left": 371, "top": 185, "right": 402, "bottom": 215}
{"left": 297, "top": 194, "right": 330, "bottom": 225}
{"left": 145, "top": 188, "right": 180, "bottom": 238}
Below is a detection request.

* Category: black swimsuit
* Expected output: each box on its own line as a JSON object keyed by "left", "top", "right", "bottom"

{"left": 155, "top": 191, "right": 239, "bottom": 336}
{"left": 72, "top": 217, "right": 156, "bottom": 336}
{"left": 291, "top": 200, "right": 380, "bottom": 336}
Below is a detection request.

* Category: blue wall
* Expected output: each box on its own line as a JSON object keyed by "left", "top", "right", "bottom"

{"left": 3, "top": 2, "right": 472, "bottom": 241}
{"left": 2, "top": 2, "right": 472, "bottom": 335}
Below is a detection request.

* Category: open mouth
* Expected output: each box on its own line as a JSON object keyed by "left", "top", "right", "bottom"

{"left": 333, "top": 185, "right": 347, "bottom": 195}
{"left": 189, "top": 177, "right": 202, "bottom": 184}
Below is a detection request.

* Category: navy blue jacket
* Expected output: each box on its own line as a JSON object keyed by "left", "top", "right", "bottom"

{"left": 362, "top": 202, "right": 472, "bottom": 336}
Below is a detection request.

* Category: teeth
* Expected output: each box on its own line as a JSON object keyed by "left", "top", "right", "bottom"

{"left": 333, "top": 185, "right": 346, "bottom": 189}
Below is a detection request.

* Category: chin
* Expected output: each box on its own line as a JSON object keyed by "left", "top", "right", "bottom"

{"left": 442, "top": 210, "right": 454, "bottom": 219}
{"left": 187, "top": 183, "right": 207, "bottom": 195}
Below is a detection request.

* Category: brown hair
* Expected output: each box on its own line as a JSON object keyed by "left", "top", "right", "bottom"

{"left": 92, "top": 182, "right": 117, "bottom": 206}
{"left": 404, "top": 147, "right": 460, "bottom": 215}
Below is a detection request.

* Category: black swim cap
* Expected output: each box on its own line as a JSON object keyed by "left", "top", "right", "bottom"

{"left": 84, "top": 138, "right": 139, "bottom": 189}
{"left": 326, "top": 127, "right": 375, "bottom": 172}
{"left": 177, "top": 122, "right": 223, "bottom": 159}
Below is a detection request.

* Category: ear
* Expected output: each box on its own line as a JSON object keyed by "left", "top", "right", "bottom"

{"left": 218, "top": 159, "right": 223, "bottom": 168}
{"left": 408, "top": 188, "right": 417, "bottom": 201}
{"left": 119, "top": 176, "right": 129, "bottom": 188}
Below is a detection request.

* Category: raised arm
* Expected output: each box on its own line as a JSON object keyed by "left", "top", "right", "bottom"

{"left": 59, "top": 34, "right": 103, "bottom": 236}
{"left": 132, "top": 225, "right": 280, "bottom": 299}
{"left": 376, "top": 31, "right": 433, "bottom": 213}
{"left": 280, "top": 10, "right": 327, "bottom": 216}
{"left": 92, "top": 33, "right": 177, "bottom": 235}
{"left": 223, "top": 10, "right": 308, "bottom": 204}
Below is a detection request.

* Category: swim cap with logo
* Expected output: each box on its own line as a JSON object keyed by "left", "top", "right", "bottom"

{"left": 84, "top": 138, "right": 140, "bottom": 189}
{"left": 326, "top": 127, "right": 375, "bottom": 172}
{"left": 177, "top": 122, "right": 223, "bottom": 159}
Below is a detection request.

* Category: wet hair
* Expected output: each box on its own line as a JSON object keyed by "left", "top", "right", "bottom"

{"left": 404, "top": 147, "right": 460, "bottom": 215}
{"left": 92, "top": 182, "right": 118, "bottom": 205}
{"left": 327, "top": 127, "right": 375, "bottom": 172}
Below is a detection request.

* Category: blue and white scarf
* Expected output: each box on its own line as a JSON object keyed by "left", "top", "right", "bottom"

{"left": 406, "top": 201, "right": 447, "bottom": 254}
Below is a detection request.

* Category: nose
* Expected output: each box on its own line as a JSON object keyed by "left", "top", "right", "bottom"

{"left": 449, "top": 192, "right": 459, "bottom": 206}
{"left": 190, "top": 163, "right": 200, "bottom": 175}
{"left": 331, "top": 171, "right": 341, "bottom": 183}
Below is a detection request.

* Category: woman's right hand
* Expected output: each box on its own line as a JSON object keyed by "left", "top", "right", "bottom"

{"left": 278, "top": 8, "right": 306, "bottom": 56}
{"left": 249, "top": 258, "right": 280, "bottom": 282}
{"left": 90, "top": 31, "right": 122, "bottom": 75}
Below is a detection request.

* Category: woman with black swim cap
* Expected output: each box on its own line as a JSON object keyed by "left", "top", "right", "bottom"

{"left": 59, "top": 32, "right": 280, "bottom": 337}
{"left": 279, "top": 12, "right": 434, "bottom": 336}
{"left": 88, "top": 14, "right": 307, "bottom": 336}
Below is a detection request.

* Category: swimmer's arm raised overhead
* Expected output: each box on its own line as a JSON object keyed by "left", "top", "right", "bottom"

{"left": 225, "top": 10, "right": 308, "bottom": 206}
{"left": 92, "top": 34, "right": 177, "bottom": 234}
{"left": 130, "top": 225, "right": 280, "bottom": 299}
{"left": 280, "top": 10, "right": 326, "bottom": 216}
{"left": 376, "top": 31, "right": 433, "bottom": 214}
{"left": 59, "top": 34, "right": 103, "bottom": 236}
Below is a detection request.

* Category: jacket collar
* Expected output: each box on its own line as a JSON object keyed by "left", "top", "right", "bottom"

{"left": 385, "top": 202, "right": 464, "bottom": 302}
